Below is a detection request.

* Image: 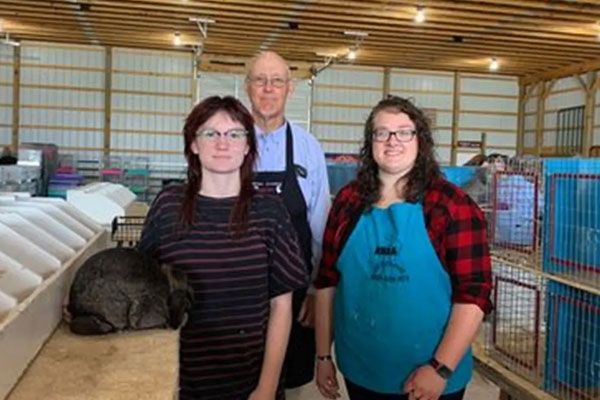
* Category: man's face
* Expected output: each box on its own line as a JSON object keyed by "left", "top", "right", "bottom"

{"left": 245, "top": 54, "right": 292, "bottom": 122}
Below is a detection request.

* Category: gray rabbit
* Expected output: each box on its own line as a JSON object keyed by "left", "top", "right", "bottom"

{"left": 68, "top": 247, "right": 192, "bottom": 335}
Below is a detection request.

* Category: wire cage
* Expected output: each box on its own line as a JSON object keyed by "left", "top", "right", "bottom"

{"left": 490, "top": 157, "right": 544, "bottom": 270}
{"left": 486, "top": 261, "right": 546, "bottom": 385}
{"left": 485, "top": 157, "right": 600, "bottom": 400}
{"left": 544, "top": 281, "right": 600, "bottom": 400}
{"left": 110, "top": 216, "right": 145, "bottom": 248}
{"left": 543, "top": 159, "right": 600, "bottom": 290}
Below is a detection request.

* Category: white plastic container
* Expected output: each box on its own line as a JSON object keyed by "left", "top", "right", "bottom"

{"left": 6, "top": 200, "right": 95, "bottom": 240}
{"left": 0, "top": 222, "right": 61, "bottom": 278}
{"left": 0, "top": 206, "right": 86, "bottom": 250}
{"left": 0, "top": 230, "right": 107, "bottom": 399}
{"left": 0, "top": 290, "right": 16, "bottom": 321}
{"left": 0, "top": 213, "right": 76, "bottom": 263}
{"left": 19, "top": 197, "right": 102, "bottom": 233}
{"left": 0, "top": 251, "right": 24, "bottom": 272}
{"left": 67, "top": 182, "right": 136, "bottom": 228}
{"left": 0, "top": 268, "right": 42, "bottom": 302}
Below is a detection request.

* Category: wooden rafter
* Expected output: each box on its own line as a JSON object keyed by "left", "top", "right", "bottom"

{"left": 1, "top": 0, "right": 600, "bottom": 76}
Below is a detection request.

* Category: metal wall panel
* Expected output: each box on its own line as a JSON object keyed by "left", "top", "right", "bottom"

{"left": 312, "top": 66, "right": 383, "bottom": 154}
{"left": 459, "top": 75, "right": 518, "bottom": 163}
{"left": 110, "top": 48, "right": 192, "bottom": 166}
{"left": 390, "top": 69, "right": 455, "bottom": 164}
{"left": 544, "top": 76, "right": 586, "bottom": 153}
{"left": 0, "top": 46, "right": 12, "bottom": 145}
{"left": 197, "top": 72, "right": 311, "bottom": 132}
{"left": 18, "top": 42, "right": 105, "bottom": 160}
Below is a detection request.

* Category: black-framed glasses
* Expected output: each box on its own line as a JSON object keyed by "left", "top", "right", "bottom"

{"left": 196, "top": 128, "right": 248, "bottom": 142}
{"left": 245, "top": 75, "right": 289, "bottom": 88}
{"left": 372, "top": 129, "right": 416, "bottom": 143}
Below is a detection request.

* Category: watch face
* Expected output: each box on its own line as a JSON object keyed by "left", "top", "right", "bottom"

{"left": 429, "top": 358, "right": 452, "bottom": 379}
{"left": 437, "top": 365, "right": 452, "bottom": 379}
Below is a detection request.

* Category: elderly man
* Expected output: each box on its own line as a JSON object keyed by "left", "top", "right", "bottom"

{"left": 246, "top": 51, "right": 331, "bottom": 391}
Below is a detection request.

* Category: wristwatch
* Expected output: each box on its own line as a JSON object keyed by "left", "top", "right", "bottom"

{"left": 428, "top": 358, "right": 453, "bottom": 380}
{"left": 316, "top": 354, "right": 333, "bottom": 362}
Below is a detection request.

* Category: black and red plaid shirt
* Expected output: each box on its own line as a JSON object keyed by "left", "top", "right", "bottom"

{"left": 314, "top": 177, "right": 493, "bottom": 314}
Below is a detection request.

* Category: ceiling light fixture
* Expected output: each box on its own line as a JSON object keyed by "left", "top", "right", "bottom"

{"left": 347, "top": 47, "right": 357, "bottom": 60}
{"left": 415, "top": 6, "right": 426, "bottom": 23}
{"left": 489, "top": 57, "right": 499, "bottom": 71}
{"left": 173, "top": 32, "right": 182, "bottom": 46}
{"left": 343, "top": 30, "right": 368, "bottom": 62}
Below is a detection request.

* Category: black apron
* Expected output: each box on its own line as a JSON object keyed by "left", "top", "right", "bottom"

{"left": 253, "top": 123, "right": 315, "bottom": 389}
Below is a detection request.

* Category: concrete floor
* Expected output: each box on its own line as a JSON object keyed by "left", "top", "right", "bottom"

{"left": 286, "top": 371, "right": 500, "bottom": 400}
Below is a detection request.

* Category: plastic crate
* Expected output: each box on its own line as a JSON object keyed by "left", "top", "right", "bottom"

{"left": 543, "top": 159, "right": 600, "bottom": 285}
{"left": 544, "top": 281, "right": 600, "bottom": 400}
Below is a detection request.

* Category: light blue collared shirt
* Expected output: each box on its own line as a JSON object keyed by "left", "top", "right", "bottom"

{"left": 255, "top": 121, "right": 331, "bottom": 288}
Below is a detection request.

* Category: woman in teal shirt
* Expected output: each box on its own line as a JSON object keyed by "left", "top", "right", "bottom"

{"left": 314, "top": 96, "right": 493, "bottom": 400}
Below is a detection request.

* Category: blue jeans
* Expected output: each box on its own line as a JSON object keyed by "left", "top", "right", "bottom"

{"left": 345, "top": 379, "right": 466, "bottom": 400}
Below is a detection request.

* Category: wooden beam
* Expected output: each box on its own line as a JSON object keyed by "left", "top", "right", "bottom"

{"left": 450, "top": 71, "right": 461, "bottom": 165}
{"left": 517, "top": 82, "right": 526, "bottom": 155}
{"left": 522, "top": 57, "right": 600, "bottom": 86}
{"left": 574, "top": 74, "right": 589, "bottom": 94}
{"left": 582, "top": 71, "right": 597, "bottom": 157}
{"left": 103, "top": 47, "right": 112, "bottom": 158}
{"left": 11, "top": 45, "right": 20, "bottom": 152}
{"left": 535, "top": 82, "right": 546, "bottom": 156}
{"left": 382, "top": 67, "right": 391, "bottom": 98}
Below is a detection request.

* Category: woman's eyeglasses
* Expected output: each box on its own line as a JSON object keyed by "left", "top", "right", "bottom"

{"left": 372, "top": 129, "right": 416, "bottom": 143}
{"left": 196, "top": 128, "right": 248, "bottom": 142}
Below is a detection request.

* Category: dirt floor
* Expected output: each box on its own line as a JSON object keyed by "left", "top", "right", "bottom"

{"left": 8, "top": 323, "right": 178, "bottom": 400}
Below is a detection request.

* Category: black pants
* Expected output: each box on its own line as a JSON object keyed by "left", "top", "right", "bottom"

{"left": 282, "top": 288, "right": 315, "bottom": 388}
{"left": 346, "top": 379, "right": 465, "bottom": 400}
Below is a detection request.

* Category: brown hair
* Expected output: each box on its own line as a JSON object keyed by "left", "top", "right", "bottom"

{"left": 180, "top": 96, "right": 257, "bottom": 234}
{"left": 356, "top": 96, "right": 442, "bottom": 206}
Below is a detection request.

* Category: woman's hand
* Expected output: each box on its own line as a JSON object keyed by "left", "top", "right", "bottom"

{"left": 247, "top": 385, "right": 276, "bottom": 400}
{"left": 403, "top": 365, "right": 447, "bottom": 400}
{"left": 315, "top": 359, "right": 341, "bottom": 399}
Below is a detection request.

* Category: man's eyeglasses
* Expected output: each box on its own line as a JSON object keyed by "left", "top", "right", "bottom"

{"left": 196, "top": 128, "right": 248, "bottom": 142}
{"left": 372, "top": 129, "right": 416, "bottom": 143}
{"left": 246, "top": 76, "right": 289, "bottom": 88}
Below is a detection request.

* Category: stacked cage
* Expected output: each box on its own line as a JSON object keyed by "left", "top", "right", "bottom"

{"left": 484, "top": 157, "right": 600, "bottom": 400}
{"left": 542, "top": 159, "right": 599, "bottom": 400}
{"left": 486, "top": 157, "right": 546, "bottom": 385}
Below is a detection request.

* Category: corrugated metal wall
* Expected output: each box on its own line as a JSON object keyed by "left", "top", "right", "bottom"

{"left": 111, "top": 48, "right": 192, "bottom": 165}
{"left": 390, "top": 69, "right": 454, "bottom": 164}
{"left": 18, "top": 42, "right": 105, "bottom": 160}
{"left": 523, "top": 84, "right": 539, "bottom": 151}
{"left": 197, "top": 72, "right": 312, "bottom": 132}
{"left": 5, "top": 42, "right": 521, "bottom": 168}
{"left": 458, "top": 74, "right": 519, "bottom": 165}
{"left": 543, "top": 75, "right": 585, "bottom": 151}
{"left": 0, "top": 46, "right": 13, "bottom": 146}
{"left": 312, "top": 65, "right": 384, "bottom": 155}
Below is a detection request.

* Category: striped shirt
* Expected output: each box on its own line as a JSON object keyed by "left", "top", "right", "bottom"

{"left": 138, "top": 185, "right": 308, "bottom": 400}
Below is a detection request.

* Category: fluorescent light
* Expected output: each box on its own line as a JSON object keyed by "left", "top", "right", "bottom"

{"left": 489, "top": 57, "right": 499, "bottom": 71}
{"left": 415, "top": 7, "right": 426, "bottom": 23}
